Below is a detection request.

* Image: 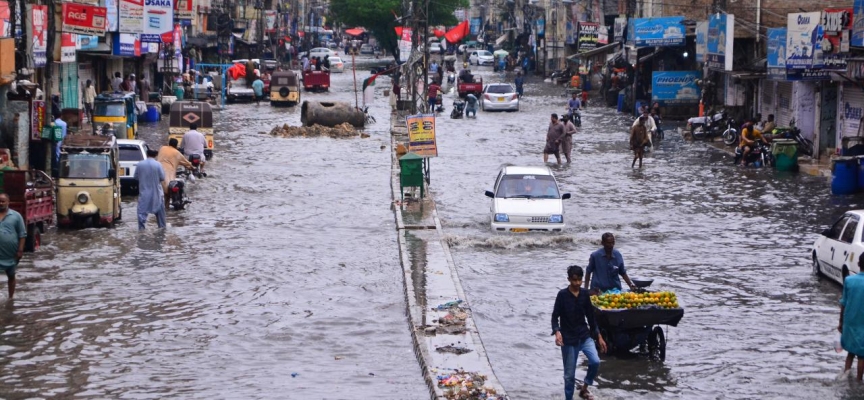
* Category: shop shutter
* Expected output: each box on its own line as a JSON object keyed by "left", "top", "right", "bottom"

{"left": 841, "top": 83, "right": 864, "bottom": 138}
{"left": 776, "top": 81, "right": 793, "bottom": 127}
{"left": 760, "top": 80, "right": 775, "bottom": 118}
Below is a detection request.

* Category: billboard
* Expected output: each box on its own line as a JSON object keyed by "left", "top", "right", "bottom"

{"left": 113, "top": 32, "right": 139, "bottom": 56}
{"left": 61, "top": 3, "right": 107, "bottom": 36}
{"left": 105, "top": 0, "right": 118, "bottom": 31}
{"left": 175, "top": 0, "right": 193, "bottom": 20}
{"left": 577, "top": 22, "right": 599, "bottom": 53}
{"left": 0, "top": 1, "right": 22, "bottom": 38}
{"left": 651, "top": 71, "right": 700, "bottom": 106}
{"left": 265, "top": 10, "right": 276, "bottom": 33}
{"left": 60, "top": 33, "right": 77, "bottom": 62}
{"left": 629, "top": 17, "right": 685, "bottom": 47}
{"left": 822, "top": 8, "right": 852, "bottom": 71}
{"left": 119, "top": 0, "right": 143, "bottom": 33}
{"left": 32, "top": 5, "right": 47, "bottom": 67}
{"left": 695, "top": 21, "right": 707, "bottom": 63}
{"left": 141, "top": 0, "right": 173, "bottom": 42}
{"left": 470, "top": 17, "right": 480, "bottom": 35}
{"left": 613, "top": 17, "right": 626, "bottom": 43}
{"left": 406, "top": 114, "right": 438, "bottom": 158}
{"left": 853, "top": 0, "right": 864, "bottom": 46}
{"left": 706, "top": 14, "right": 734, "bottom": 71}
{"left": 767, "top": 27, "right": 829, "bottom": 81}
{"left": 786, "top": 12, "right": 823, "bottom": 69}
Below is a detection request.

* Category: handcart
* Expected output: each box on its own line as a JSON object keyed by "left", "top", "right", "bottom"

{"left": 593, "top": 280, "right": 684, "bottom": 361}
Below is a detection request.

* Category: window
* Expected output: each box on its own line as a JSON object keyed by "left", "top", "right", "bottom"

{"left": 829, "top": 215, "right": 851, "bottom": 241}
{"left": 495, "top": 174, "right": 560, "bottom": 199}
{"left": 95, "top": 103, "right": 125, "bottom": 117}
{"left": 841, "top": 217, "right": 859, "bottom": 244}
{"left": 119, "top": 146, "right": 144, "bottom": 162}
{"left": 487, "top": 85, "right": 513, "bottom": 94}
{"left": 60, "top": 153, "right": 110, "bottom": 179}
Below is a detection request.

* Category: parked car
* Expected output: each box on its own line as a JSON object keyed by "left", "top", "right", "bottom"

{"left": 484, "top": 166, "right": 571, "bottom": 232}
{"left": 481, "top": 83, "right": 520, "bottom": 112}
{"left": 117, "top": 139, "right": 149, "bottom": 195}
{"left": 302, "top": 47, "right": 337, "bottom": 59}
{"left": 429, "top": 42, "right": 442, "bottom": 54}
{"left": 360, "top": 44, "right": 374, "bottom": 55}
{"left": 812, "top": 210, "right": 864, "bottom": 285}
{"left": 469, "top": 50, "right": 495, "bottom": 66}
{"left": 329, "top": 56, "right": 345, "bottom": 73}
{"left": 227, "top": 77, "right": 255, "bottom": 103}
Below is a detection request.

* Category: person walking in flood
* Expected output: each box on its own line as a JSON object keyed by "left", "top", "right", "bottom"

{"left": 544, "top": 113, "right": 564, "bottom": 165}
{"left": 561, "top": 115, "right": 577, "bottom": 164}
{"left": 552, "top": 265, "right": 606, "bottom": 400}
{"left": 252, "top": 76, "right": 265, "bottom": 105}
{"left": 157, "top": 138, "right": 193, "bottom": 210}
{"left": 630, "top": 115, "right": 650, "bottom": 168}
{"left": 839, "top": 254, "right": 864, "bottom": 380}
{"left": 134, "top": 150, "right": 167, "bottom": 230}
{"left": 0, "top": 193, "right": 26, "bottom": 300}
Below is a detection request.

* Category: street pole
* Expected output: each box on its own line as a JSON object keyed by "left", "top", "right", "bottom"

{"left": 423, "top": 0, "right": 429, "bottom": 112}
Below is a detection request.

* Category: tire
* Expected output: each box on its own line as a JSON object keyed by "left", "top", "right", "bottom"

{"left": 279, "top": 87, "right": 290, "bottom": 97}
{"left": 723, "top": 129, "right": 738, "bottom": 146}
{"left": 798, "top": 138, "right": 814, "bottom": 157}
{"left": 692, "top": 126, "right": 706, "bottom": 140}
{"left": 24, "top": 224, "right": 40, "bottom": 252}
{"left": 812, "top": 254, "right": 822, "bottom": 276}
{"left": 648, "top": 326, "right": 666, "bottom": 361}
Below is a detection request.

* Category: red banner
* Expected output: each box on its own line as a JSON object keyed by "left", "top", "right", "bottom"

{"left": 31, "top": 101, "right": 45, "bottom": 141}
{"left": 174, "top": 0, "right": 194, "bottom": 20}
{"left": 61, "top": 3, "right": 107, "bottom": 35}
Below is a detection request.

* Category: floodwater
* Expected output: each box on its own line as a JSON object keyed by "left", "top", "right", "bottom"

{"left": 0, "top": 56, "right": 427, "bottom": 398}
{"left": 2, "top": 54, "right": 863, "bottom": 399}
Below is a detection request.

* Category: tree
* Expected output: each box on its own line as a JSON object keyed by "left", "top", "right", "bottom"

{"left": 329, "top": 0, "right": 467, "bottom": 59}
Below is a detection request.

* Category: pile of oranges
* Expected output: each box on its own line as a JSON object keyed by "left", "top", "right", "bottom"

{"left": 590, "top": 291, "right": 679, "bottom": 310}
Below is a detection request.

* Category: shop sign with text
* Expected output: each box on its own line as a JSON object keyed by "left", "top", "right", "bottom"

{"left": 786, "top": 12, "right": 823, "bottom": 69}
{"left": 822, "top": 8, "right": 852, "bottom": 71}
{"left": 577, "top": 22, "right": 598, "bottom": 53}
{"left": 651, "top": 71, "right": 700, "bottom": 105}
{"left": 32, "top": 5, "right": 47, "bottom": 67}
{"left": 707, "top": 13, "right": 734, "bottom": 71}
{"left": 406, "top": 114, "right": 438, "bottom": 157}
{"left": 140, "top": 0, "right": 173, "bottom": 42}
{"left": 61, "top": 3, "right": 107, "bottom": 36}
{"left": 119, "top": 0, "right": 143, "bottom": 33}
{"left": 629, "top": 17, "right": 684, "bottom": 47}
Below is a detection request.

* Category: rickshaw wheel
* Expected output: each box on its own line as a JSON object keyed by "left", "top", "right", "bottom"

{"left": 648, "top": 326, "right": 666, "bottom": 361}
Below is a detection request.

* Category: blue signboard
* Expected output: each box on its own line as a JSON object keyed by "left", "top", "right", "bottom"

{"left": 706, "top": 14, "right": 733, "bottom": 71}
{"left": 630, "top": 17, "right": 685, "bottom": 47}
{"left": 854, "top": 0, "right": 864, "bottom": 46}
{"left": 470, "top": 18, "right": 481, "bottom": 35}
{"left": 786, "top": 12, "right": 823, "bottom": 70}
{"left": 767, "top": 28, "right": 829, "bottom": 81}
{"left": 535, "top": 18, "right": 545, "bottom": 37}
{"left": 112, "top": 33, "right": 137, "bottom": 57}
{"left": 651, "top": 71, "right": 700, "bottom": 106}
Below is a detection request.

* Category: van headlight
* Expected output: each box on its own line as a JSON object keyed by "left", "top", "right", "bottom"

{"left": 494, "top": 213, "right": 509, "bottom": 222}
{"left": 77, "top": 193, "right": 89, "bottom": 204}
{"left": 549, "top": 215, "right": 563, "bottom": 223}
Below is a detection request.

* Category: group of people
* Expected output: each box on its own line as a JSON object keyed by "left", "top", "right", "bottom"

{"left": 301, "top": 55, "right": 331, "bottom": 72}
{"left": 109, "top": 72, "right": 152, "bottom": 102}
{"left": 134, "top": 123, "right": 208, "bottom": 230}
{"left": 543, "top": 109, "right": 579, "bottom": 165}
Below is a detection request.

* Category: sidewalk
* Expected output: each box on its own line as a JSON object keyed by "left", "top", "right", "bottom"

{"left": 389, "top": 115, "right": 507, "bottom": 400}
{"left": 678, "top": 127, "right": 832, "bottom": 179}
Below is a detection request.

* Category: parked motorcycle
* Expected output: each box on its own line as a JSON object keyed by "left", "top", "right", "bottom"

{"left": 691, "top": 111, "right": 728, "bottom": 141}
{"left": 168, "top": 169, "right": 192, "bottom": 210}
{"left": 734, "top": 139, "right": 774, "bottom": 168}
{"left": 687, "top": 110, "right": 725, "bottom": 133}
{"left": 550, "top": 68, "right": 573, "bottom": 85}
{"left": 566, "top": 108, "right": 582, "bottom": 127}
{"left": 722, "top": 118, "right": 739, "bottom": 146}
{"left": 771, "top": 118, "right": 814, "bottom": 157}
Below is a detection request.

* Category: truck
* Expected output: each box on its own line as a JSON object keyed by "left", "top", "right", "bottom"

{"left": 2, "top": 170, "right": 55, "bottom": 252}
{"left": 457, "top": 75, "right": 483, "bottom": 98}
{"left": 302, "top": 70, "right": 331, "bottom": 92}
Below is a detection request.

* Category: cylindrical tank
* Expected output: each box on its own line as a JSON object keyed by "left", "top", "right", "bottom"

{"left": 301, "top": 101, "right": 366, "bottom": 128}
{"left": 832, "top": 157, "right": 858, "bottom": 195}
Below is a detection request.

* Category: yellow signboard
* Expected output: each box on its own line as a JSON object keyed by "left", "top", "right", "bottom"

{"left": 406, "top": 114, "right": 438, "bottom": 157}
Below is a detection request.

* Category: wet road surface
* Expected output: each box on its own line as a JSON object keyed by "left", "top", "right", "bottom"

{"left": 1, "top": 55, "right": 862, "bottom": 399}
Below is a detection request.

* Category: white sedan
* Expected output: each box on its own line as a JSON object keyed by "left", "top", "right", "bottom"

{"left": 469, "top": 50, "right": 494, "bottom": 66}
{"left": 812, "top": 210, "right": 864, "bottom": 285}
{"left": 117, "top": 139, "right": 149, "bottom": 194}
{"left": 484, "top": 166, "right": 570, "bottom": 233}
{"left": 481, "top": 83, "right": 519, "bottom": 112}
{"left": 329, "top": 56, "right": 345, "bottom": 73}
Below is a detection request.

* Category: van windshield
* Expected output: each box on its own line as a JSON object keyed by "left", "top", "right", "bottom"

{"left": 119, "top": 146, "right": 144, "bottom": 162}
{"left": 95, "top": 103, "right": 125, "bottom": 117}
{"left": 60, "top": 153, "right": 111, "bottom": 179}
{"left": 496, "top": 174, "right": 560, "bottom": 199}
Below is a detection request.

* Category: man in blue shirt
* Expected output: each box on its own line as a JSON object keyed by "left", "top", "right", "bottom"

{"left": 0, "top": 193, "right": 26, "bottom": 300}
{"left": 552, "top": 265, "right": 606, "bottom": 400}
{"left": 585, "top": 232, "right": 636, "bottom": 294}
{"left": 134, "top": 150, "right": 166, "bottom": 230}
{"left": 53, "top": 114, "right": 67, "bottom": 177}
{"left": 252, "top": 77, "right": 265, "bottom": 105}
{"left": 514, "top": 71, "right": 524, "bottom": 98}
{"left": 839, "top": 254, "right": 864, "bottom": 380}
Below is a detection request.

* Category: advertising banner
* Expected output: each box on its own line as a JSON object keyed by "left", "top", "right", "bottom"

{"left": 767, "top": 27, "right": 829, "bottom": 81}
{"left": 174, "top": 0, "right": 193, "bottom": 20}
{"left": 31, "top": 100, "right": 45, "bottom": 141}
{"left": 822, "top": 8, "right": 852, "bottom": 71}
{"left": 406, "top": 114, "right": 438, "bottom": 158}
{"left": 0, "top": 1, "right": 23, "bottom": 38}
{"left": 565, "top": 21, "right": 574, "bottom": 45}
{"left": 119, "top": 0, "right": 143, "bottom": 33}
{"left": 706, "top": 14, "right": 733, "bottom": 71}
{"left": 651, "top": 71, "right": 700, "bottom": 106}
{"left": 853, "top": 0, "right": 864, "bottom": 47}
{"left": 61, "top": 33, "right": 77, "bottom": 62}
{"left": 265, "top": 10, "right": 276, "bottom": 33}
{"left": 113, "top": 32, "right": 139, "bottom": 56}
{"left": 141, "top": 0, "right": 173, "bottom": 42}
{"left": 535, "top": 18, "right": 545, "bottom": 37}
{"left": 577, "top": 22, "right": 599, "bottom": 53}
{"left": 695, "top": 21, "right": 707, "bottom": 63}
{"left": 598, "top": 26, "right": 608, "bottom": 45}
{"left": 786, "top": 12, "right": 823, "bottom": 69}
{"left": 32, "top": 5, "right": 47, "bottom": 67}
{"left": 61, "top": 3, "right": 107, "bottom": 36}
{"left": 398, "top": 27, "right": 411, "bottom": 62}
{"left": 77, "top": 34, "right": 99, "bottom": 50}
{"left": 613, "top": 17, "right": 626, "bottom": 43}
{"left": 470, "top": 17, "right": 480, "bottom": 36}
{"left": 105, "top": 0, "right": 118, "bottom": 31}
{"left": 630, "top": 17, "right": 685, "bottom": 47}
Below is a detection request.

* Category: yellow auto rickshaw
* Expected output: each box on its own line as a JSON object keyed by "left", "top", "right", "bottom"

{"left": 56, "top": 135, "right": 122, "bottom": 228}
{"left": 93, "top": 93, "right": 138, "bottom": 139}
{"left": 270, "top": 70, "right": 301, "bottom": 106}
{"left": 169, "top": 101, "right": 215, "bottom": 160}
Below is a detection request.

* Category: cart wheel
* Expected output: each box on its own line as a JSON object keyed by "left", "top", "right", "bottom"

{"left": 648, "top": 326, "right": 666, "bottom": 361}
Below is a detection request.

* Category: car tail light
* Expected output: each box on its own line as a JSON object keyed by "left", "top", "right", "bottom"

{"left": 484, "top": 94, "right": 490, "bottom": 100}
{"left": 511, "top": 94, "right": 518, "bottom": 100}
{"left": 172, "top": 186, "right": 180, "bottom": 193}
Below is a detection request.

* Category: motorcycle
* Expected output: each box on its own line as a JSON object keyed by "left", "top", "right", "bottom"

{"left": 566, "top": 108, "right": 582, "bottom": 127}
{"left": 188, "top": 154, "right": 205, "bottom": 178}
{"left": 722, "top": 118, "right": 739, "bottom": 146}
{"left": 451, "top": 99, "right": 465, "bottom": 119}
{"left": 550, "top": 68, "right": 573, "bottom": 85}
{"left": 167, "top": 168, "right": 192, "bottom": 210}
{"left": 688, "top": 110, "right": 725, "bottom": 133}
{"left": 691, "top": 111, "right": 728, "bottom": 141}
{"left": 771, "top": 118, "right": 814, "bottom": 157}
{"left": 734, "top": 139, "right": 774, "bottom": 168}
{"left": 447, "top": 72, "right": 455, "bottom": 85}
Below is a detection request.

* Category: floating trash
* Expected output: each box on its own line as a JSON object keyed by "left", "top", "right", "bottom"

{"left": 436, "top": 344, "right": 473, "bottom": 355}
{"left": 432, "top": 368, "right": 503, "bottom": 400}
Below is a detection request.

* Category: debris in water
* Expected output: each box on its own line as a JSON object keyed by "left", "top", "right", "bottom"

{"left": 432, "top": 368, "right": 502, "bottom": 400}
{"left": 269, "top": 123, "right": 359, "bottom": 138}
{"left": 434, "top": 300, "right": 464, "bottom": 310}
{"left": 436, "top": 344, "right": 473, "bottom": 355}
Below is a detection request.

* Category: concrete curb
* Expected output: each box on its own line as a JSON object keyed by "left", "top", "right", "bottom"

{"left": 389, "top": 114, "right": 508, "bottom": 400}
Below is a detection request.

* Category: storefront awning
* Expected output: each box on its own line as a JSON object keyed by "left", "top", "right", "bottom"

{"left": 566, "top": 42, "right": 621, "bottom": 61}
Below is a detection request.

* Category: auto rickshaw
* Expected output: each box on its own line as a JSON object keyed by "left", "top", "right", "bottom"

{"left": 93, "top": 93, "right": 138, "bottom": 139}
{"left": 270, "top": 70, "right": 301, "bottom": 106}
{"left": 168, "top": 101, "right": 215, "bottom": 160}
{"left": 56, "top": 135, "right": 122, "bottom": 228}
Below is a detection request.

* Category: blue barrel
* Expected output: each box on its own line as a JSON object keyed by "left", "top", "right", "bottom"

{"left": 617, "top": 93, "right": 625, "bottom": 112}
{"left": 832, "top": 156, "right": 859, "bottom": 195}
{"left": 145, "top": 105, "right": 160, "bottom": 122}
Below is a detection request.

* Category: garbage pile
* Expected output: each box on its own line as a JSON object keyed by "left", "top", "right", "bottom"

{"left": 435, "top": 300, "right": 469, "bottom": 335}
{"left": 433, "top": 368, "right": 503, "bottom": 400}
{"left": 268, "top": 123, "right": 361, "bottom": 138}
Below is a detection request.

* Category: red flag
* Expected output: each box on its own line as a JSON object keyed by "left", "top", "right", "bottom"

{"left": 444, "top": 21, "right": 469, "bottom": 44}
{"left": 433, "top": 29, "right": 445, "bottom": 37}
{"left": 395, "top": 26, "right": 403, "bottom": 36}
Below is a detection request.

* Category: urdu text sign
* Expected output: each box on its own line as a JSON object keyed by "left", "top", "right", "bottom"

{"left": 406, "top": 114, "right": 438, "bottom": 158}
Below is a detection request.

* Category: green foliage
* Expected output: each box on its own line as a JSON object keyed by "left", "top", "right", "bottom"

{"left": 330, "top": 0, "right": 469, "bottom": 55}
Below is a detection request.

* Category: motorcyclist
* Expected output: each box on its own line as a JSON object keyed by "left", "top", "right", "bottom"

{"left": 181, "top": 123, "right": 207, "bottom": 176}
{"left": 738, "top": 119, "right": 767, "bottom": 166}
{"left": 566, "top": 92, "right": 582, "bottom": 124}
{"left": 458, "top": 62, "right": 473, "bottom": 84}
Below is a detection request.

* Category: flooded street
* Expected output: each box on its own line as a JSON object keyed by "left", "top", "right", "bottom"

{"left": 0, "top": 54, "right": 862, "bottom": 399}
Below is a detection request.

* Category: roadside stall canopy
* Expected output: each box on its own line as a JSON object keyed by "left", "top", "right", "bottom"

{"left": 345, "top": 28, "right": 365, "bottom": 37}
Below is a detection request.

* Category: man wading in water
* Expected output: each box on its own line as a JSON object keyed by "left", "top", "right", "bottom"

{"left": 630, "top": 115, "right": 650, "bottom": 168}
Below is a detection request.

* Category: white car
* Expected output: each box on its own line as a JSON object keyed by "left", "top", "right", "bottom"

{"left": 484, "top": 166, "right": 570, "bottom": 232}
{"left": 117, "top": 139, "right": 149, "bottom": 194}
{"left": 329, "top": 56, "right": 345, "bottom": 73}
{"left": 481, "top": 83, "right": 519, "bottom": 112}
{"left": 303, "top": 47, "right": 337, "bottom": 59}
{"left": 469, "top": 50, "right": 495, "bottom": 66}
{"left": 429, "top": 42, "right": 442, "bottom": 54}
{"left": 360, "top": 44, "right": 374, "bottom": 55}
{"left": 812, "top": 210, "right": 864, "bottom": 285}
